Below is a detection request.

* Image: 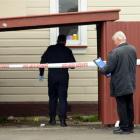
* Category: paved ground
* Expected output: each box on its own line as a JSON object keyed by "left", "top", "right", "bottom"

{"left": 0, "top": 126, "right": 140, "bottom": 140}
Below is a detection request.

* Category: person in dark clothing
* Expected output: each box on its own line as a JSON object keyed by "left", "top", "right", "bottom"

{"left": 39, "top": 35, "right": 76, "bottom": 127}
{"left": 100, "top": 31, "right": 137, "bottom": 134}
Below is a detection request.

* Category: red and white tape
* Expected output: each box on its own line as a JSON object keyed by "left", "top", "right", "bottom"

{"left": 0, "top": 62, "right": 96, "bottom": 69}
{"left": 0, "top": 60, "right": 140, "bottom": 69}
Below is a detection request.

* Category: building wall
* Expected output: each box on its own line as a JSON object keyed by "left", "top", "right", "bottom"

{"left": 0, "top": 0, "right": 140, "bottom": 102}
{"left": 88, "top": 0, "right": 140, "bottom": 21}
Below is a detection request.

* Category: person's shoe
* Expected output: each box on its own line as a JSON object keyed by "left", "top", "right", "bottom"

{"left": 113, "top": 129, "right": 131, "bottom": 134}
{"left": 113, "top": 127, "right": 120, "bottom": 132}
{"left": 129, "top": 129, "right": 134, "bottom": 133}
{"left": 60, "top": 119, "right": 67, "bottom": 127}
{"left": 48, "top": 118, "right": 56, "bottom": 125}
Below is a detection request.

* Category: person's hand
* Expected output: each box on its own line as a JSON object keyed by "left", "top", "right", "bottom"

{"left": 39, "top": 76, "right": 44, "bottom": 81}
{"left": 99, "top": 67, "right": 103, "bottom": 72}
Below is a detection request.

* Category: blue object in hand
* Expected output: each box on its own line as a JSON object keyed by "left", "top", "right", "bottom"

{"left": 94, "top": 57, "right": 106, "bottom": 68}
{"left": 94, "top": 57, "right": 111, "bottom": 77}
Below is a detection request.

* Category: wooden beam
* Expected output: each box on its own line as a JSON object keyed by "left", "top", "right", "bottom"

{"left": 0, "top": 10, "right": 120, "bottom": 32}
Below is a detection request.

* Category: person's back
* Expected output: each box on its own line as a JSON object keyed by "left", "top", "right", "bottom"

{"left": 39, "top": 35, "right": 75, "bottom": 127}
{"left": 110, "top": 43, "right": 137, "bottom": 96}
{"left": 39, "top": 35, "right": 76, "bottom": 80}
{"left": 43, "top": 43, "right": 75, "bottom": 80}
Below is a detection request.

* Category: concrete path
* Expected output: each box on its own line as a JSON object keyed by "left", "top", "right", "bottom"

{"left": 0, "top": 126, "right": 140, "bottom": 140}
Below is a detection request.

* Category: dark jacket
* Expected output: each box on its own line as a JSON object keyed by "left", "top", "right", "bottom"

{"left": 101, "top": 43, "right": 137, "bottom": 97}
{"left": 39, "top": 43, "right": 76, "bottom": 83}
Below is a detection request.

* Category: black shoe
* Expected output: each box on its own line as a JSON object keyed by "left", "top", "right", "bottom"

{"left": 113, "top": 127, "right": 120, "bottom": 132}
{"left": 48, "top": 118, "right": 56, "bottom": 125}
{"left": 60, "top": 119, "right": 67, "bottom": 127}
{"left": 113, "top": 129, "right": 131, "bottom": 134}
{"left": 129, "top": 129, "right": 134, "bottom": 133}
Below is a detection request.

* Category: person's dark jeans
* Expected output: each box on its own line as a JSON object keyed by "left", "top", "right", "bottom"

{"left": 48, "top": 80, "right": 68, "bottom": 119}
{"left": 116, "top": 94, "right": 134, "bottom": 131}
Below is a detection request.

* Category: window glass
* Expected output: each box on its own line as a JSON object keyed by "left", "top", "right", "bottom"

{"left": 59, "top": 0, "right": 79, "bottom": 44}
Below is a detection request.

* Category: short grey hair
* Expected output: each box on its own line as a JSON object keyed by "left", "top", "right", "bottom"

{"left": 112, "top": 31, "right": 127, "bottom": 41}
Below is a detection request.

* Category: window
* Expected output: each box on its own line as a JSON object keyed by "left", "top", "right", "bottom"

{"left": 50, "top": 0, "right": 87, "bottom": 46}
{"left": 59, "top": 0, "right": 79, "bottom": 45}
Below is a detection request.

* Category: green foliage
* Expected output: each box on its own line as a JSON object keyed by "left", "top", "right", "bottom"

{"left": 0, "top": 117, "right": 7, "bottom": 123}
{"left": 73, "top": 115, "right": 99, "bottom": 122}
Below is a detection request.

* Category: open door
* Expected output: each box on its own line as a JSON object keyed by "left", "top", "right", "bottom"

{"left": 98, "top": 21, "right": 140, "bottom": 125}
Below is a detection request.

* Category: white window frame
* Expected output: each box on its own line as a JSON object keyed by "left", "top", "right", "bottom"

{"left": 50, "top": 0, "right": 87, "bottom": 46}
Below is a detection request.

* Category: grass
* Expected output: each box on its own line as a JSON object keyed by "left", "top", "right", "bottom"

{"left": 0, "top": 117, "right": 8, "bottom": 124}
{"left": 0, "top": 115, "right": 99, "bottom": 125}
{"left": 72, "top": 115, "right": 99, "bottom": 122}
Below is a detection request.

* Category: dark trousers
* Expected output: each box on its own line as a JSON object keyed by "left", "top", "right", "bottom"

{"left": 115, "top": 94, "right": 134, "bottom": 131}
{"left": 48, "top": 80, "right": 68, "bottom": 119}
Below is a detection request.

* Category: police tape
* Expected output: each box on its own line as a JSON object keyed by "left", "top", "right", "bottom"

{"left": 0, "top": 60, "right": 140, "bottom": 69}
{"left": 0, "top": 62, "right": 96, "bottom": 69}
